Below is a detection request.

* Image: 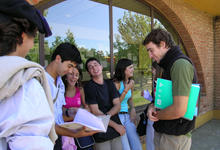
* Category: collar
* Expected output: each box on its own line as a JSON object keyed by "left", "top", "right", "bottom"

{"left": 158, "top": 46, "right": 183, "bottom": 70}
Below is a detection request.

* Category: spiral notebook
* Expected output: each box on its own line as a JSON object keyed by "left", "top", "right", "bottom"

{"left": 155, "top": 78, "right": 200, "bottom": 120}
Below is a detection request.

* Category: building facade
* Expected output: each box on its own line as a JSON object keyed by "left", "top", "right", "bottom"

{"left": 28, "top": 0, "right": 220, "bottom": 128}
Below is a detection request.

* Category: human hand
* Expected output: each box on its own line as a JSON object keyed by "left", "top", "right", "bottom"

{"left": 124, "top": 80, "right": 134, "bottom": 91}
{"left": 72, "top": 126, "right": 99, "bottom": 138}
{"left": 114, "top": 124, "right": 126, "bottom": 136}
{"left": 83, "top": 104, "right": 90, "bottom": 112}
{"left": 147, "top": 104, "right": 159, "bottom": 122}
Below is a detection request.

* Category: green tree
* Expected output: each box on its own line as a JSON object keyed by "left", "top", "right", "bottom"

{"left": 115, "top": 11, "right": 162, "bottom": 70}
{"left": 25, "top": 9, "right": 50, "bottom": 63}
{"left": 64, "top": 29, "right": 76, "bottom": 44}
{"left": 50, "top": 29, "right": 76, "bottom": 51}
{"left": 51, "top": 36, "right": 62, "bottom": 51}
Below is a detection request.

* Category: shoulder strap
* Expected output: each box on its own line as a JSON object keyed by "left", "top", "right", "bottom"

{"left": 53, "top": 88, "right": 59, "bottom": 103}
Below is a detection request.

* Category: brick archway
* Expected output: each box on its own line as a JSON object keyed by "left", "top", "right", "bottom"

{"left": 144, "top": 0, "right": 206, "bottom": 93}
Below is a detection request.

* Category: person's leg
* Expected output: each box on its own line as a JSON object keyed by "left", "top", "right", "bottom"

{"left": 119, "top": 114, "right": 131, "bottom": 150}
{"left": 154, "top": 131, "right": 161, "bottom": 150}
{"left": 146, "top": 119, "right": 155, "bottom": 150}
{"left": 178, "top": 135, "right": 191, "bottom": 150}
{"left": 111, "top": 136, "right": 123, "bottom": 150}
{"left": 94, "top": 141, "right": 111, "bottom": 150}
{"left": 123, "top": 114, "right": 142, "bottom": 150}
{"left": 154, "top": 132, "right": 191, "bottom": 150}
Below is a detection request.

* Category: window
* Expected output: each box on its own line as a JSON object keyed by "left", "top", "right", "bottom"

{"left": 34, "top": 0, "right": 188, "bottom": 107}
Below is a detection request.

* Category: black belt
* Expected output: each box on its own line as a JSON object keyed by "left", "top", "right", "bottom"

{"left": 119, "top": 112, "right": 128, "bottom": 114}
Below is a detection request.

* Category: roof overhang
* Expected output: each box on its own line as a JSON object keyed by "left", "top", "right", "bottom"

{"left": 183, "top": 0, "right": 220, "bottom": 16}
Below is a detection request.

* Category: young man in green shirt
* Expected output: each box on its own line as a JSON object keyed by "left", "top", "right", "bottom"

{"left": 143, "top": 28, "right": 197, "bottom": 150}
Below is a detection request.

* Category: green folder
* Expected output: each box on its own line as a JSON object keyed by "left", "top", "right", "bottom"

{"left": 155, "top": 78, "right": 200, "bottom": 120}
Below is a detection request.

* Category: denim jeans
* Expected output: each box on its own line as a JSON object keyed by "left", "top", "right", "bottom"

{"left": 119, "top": 114, "right": 142, "bottom": 150}
{"left": 146, "top": 119, "right": 155, "bottom": 150}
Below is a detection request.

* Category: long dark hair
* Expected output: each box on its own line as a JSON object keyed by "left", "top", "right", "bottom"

{"left": 113, "top": 58, "right": 133, "bottom": 82}
{"left": 62, "top": 65, "right": 83, "bottom": 90}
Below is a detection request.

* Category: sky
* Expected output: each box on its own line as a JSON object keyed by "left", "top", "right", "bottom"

{"left": 45, "top": 0, "right": 127, "bottom": 54}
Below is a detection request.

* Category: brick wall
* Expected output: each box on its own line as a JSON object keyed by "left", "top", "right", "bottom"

{"left": 214, "top": 17, "right": 220, "bottom": 109}
{"left": 145, "top": 0, "right": 215, "bottom": 114}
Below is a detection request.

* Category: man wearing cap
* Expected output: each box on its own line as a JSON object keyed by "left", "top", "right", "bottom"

{"left": 0, "top": 0, "right": 56, "bottom": 149}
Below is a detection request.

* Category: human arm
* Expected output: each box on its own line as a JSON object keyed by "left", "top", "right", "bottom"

{"left": 114, "top": 80, "right": 134, "bottom": 103}
{"left": 154, "top": 59, "right": 194, "bottom": 120}
{"left": 1, "top": 79, "right": 54, "bottom": 149}
{"left": 89, "top": 102, "right": 125, "bottom": 136}
{"left": 55, "top": 124, "right": 97, "bottom": 138}
{"left": 80, "top": 88, "right": 90, "bottom": 111}
{"left": 128, "top": 86, "right": 137, "bottom": 124}
{"left": 154, "top": 96, "right": 189, "bottom": 120}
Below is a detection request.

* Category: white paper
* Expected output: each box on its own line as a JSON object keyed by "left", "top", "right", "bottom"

{"left": 60, "top": 108, "right": 110, "bottom": 133}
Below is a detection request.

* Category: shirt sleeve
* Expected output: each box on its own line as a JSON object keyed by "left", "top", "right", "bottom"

{"left": 110, "top": 81, "right": 119, "bottom": 100}
{"left": 171, "top": 59, "right": 194, "bottom": 96}
{"left": 84, "top": 82, "right": 98, "bottom": 105}
{"left": 0, "top": 78, "right": 54, "bottom": 150}
{"left": 54, "top": 77, "right": 66, "bottom": 124}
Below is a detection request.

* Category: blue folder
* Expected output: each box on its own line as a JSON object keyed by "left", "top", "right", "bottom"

{"left": 155, "top": 78, "right": 200, "bottom": 120}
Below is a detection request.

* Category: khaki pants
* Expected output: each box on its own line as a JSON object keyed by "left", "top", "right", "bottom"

{"left": 154, "top": 131, "right": 191, "bottom": 150}
{"left": 94, "top": 136, "right": 122, "bottom": 150}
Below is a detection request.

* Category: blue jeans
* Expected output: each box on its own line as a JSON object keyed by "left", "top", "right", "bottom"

{"left": 119, "top": 114, "right": 142, "bottom": 150}
{"left": 146, "top": 119, "right": 155, "bottom": 150}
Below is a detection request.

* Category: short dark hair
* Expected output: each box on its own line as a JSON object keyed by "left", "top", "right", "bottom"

{"left": 143, "top": 28, "right": 175, "bottom": 48}
{"left": 0, "top": 17, "right": 37, "bottom": 56}
{"left": 113, "top": 58, "right": 133, "bottom": 81}
{"left": 85, "top": 57, "right": 101, "bottom": 72}
{"left": 51, "top": 42, "right": 82, "bottom": 64}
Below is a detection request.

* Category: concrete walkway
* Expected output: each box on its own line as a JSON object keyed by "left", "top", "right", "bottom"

{"left": 191, "top": 119, "right": 220, "bottom": 150}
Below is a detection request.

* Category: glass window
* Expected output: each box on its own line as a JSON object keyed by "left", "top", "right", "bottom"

{"left": 34, "top": 0, "right": 189, "bottom": 107}
{"left": 112, "top": 0, "right": 152, "bottom": 106}
{"left": 45, "top": 0, "right": 110, "bottom": 81}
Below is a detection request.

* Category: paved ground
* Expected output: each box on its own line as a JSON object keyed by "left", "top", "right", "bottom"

{"left": 191, "top": 119, "right": 220, "bottom": 150}
{"left": 142, "top": 119, "right": 220, "bottom": 150}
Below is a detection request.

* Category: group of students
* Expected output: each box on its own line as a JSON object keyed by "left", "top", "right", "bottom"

{"left": 0, "top": 0, "right": 198, "bottom": 150}
{"left": 0, "top": 0, "right": 143, "bottom": 149}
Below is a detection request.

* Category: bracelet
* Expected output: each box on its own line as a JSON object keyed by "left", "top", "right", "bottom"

{"left": 65, "top": 109, "right": 69, "bottom": 117}
{"left": 123, "top": 89, "right": 128, "bottom": 94}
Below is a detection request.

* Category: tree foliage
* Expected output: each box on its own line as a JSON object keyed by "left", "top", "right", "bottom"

{"left": 115, "top": 11, "right": 161, "bottom": 70}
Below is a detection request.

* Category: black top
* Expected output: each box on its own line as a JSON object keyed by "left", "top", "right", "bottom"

{"left": 84, "top": 79, "right": 119, "bottom": 114}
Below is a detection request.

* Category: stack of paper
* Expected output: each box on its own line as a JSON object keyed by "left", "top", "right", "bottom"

{"left": 155, "top": 78, "right": 200, "bottom": 120}
{"left": 60, "top": 108, "right": 110, "bottom": 132}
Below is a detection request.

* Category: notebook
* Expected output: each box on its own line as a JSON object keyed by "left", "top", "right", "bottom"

{"left": 155, "top": 78, "right": 200, "bottom": 120}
